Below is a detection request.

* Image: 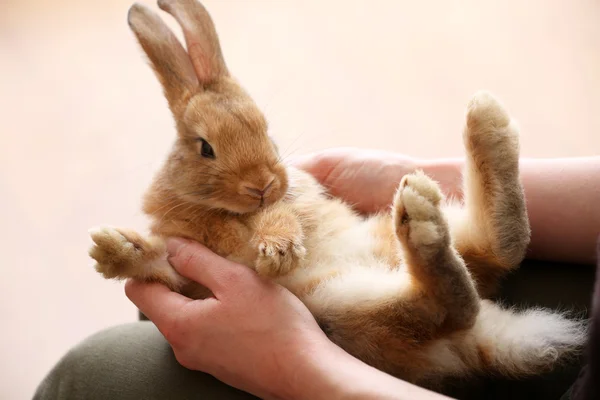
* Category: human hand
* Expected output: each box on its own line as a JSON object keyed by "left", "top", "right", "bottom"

{"left": 125, "top": 237, "right": 452, "bottom": 400}
{"left": 292, "top": 147, "right": 463, "bottom": 214}
{"left": 124, "top": 238, "right": 338, "bottom": 400}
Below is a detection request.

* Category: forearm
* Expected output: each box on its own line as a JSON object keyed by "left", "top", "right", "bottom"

{"left": 416, "top": 156, "right": 600, "bottom": 265}
{"left": 287, "top": 342, "right": 452, "bottom": 400}
{"left": 519, "top": 157, "right": 600, "bottom": 264}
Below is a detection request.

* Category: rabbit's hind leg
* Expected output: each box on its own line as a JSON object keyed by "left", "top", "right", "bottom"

{"left": 445, "top": 91, "right": 530, "bottom": 298}
{"left": 394, "top": 172, "right": 480, "bottom": 332}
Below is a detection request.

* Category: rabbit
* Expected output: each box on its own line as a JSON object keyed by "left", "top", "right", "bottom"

{"left": 89, "top": 0, "right": 587, "bottom": 387}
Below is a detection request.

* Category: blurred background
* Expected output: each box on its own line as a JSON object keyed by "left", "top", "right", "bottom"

{"left": 1, "top": 0, "right": 599, "bottom": 398}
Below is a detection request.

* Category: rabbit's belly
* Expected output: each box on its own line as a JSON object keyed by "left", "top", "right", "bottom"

{"left": 305, "top": 218, "right": 381, "bottom": 268}
{"left": 278, "top": 218, "right": 406, "bottom": 297}
{"left": 283, "top": 256, "right": 412, "bottom": 332}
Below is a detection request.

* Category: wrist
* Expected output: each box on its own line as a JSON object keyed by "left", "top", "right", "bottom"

{"left": 283, "top": 336, "right": 449, "bottom": 400}
{"left": 280, "top": 336, "right": 345, "bottom": 400}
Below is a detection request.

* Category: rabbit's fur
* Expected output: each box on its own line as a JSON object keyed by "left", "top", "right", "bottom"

{"left": 90, "top": 0, "right": 587, "bottom": 386}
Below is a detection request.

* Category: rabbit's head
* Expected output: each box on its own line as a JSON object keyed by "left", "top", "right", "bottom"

{"left": 129, "top": 0, "right": 287, "bottom": 214}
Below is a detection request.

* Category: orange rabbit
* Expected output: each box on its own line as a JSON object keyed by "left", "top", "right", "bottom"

{"left": 89, "top": 0, "right": 586, "bottom": 387}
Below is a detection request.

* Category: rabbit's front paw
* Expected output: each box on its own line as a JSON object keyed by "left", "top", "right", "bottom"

{"left": 88, "top": 226, "right": 166, "bottom": 280}
{"left": 255, "top": 236, "right": 306, "bottom": 277}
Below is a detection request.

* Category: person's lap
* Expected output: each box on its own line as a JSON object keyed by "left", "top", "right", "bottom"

{"left": 34, "top": 322, "right": 257, "bottom": 400}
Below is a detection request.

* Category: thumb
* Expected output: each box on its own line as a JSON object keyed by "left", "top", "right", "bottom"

{"left": 167, "top": 237, "right": 240, "bottom": 297}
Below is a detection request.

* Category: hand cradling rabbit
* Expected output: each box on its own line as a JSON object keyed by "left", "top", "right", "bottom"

{"left": 89, "top": 0, "right": 587, "bottom": 387}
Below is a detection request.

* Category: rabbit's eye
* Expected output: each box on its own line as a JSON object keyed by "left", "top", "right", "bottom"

{"left": 198, "top": 138, "right": 215, "bottom": 159}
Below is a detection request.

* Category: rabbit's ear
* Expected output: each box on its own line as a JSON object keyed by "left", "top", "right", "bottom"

{"left": 158, "top": 0, "right": 230, "bottom": 85}
{"left": 128, "top": 3, "right": 198, "bottom": 114}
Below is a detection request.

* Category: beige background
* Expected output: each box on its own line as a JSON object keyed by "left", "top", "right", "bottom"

{"left": 1, "top": 0, "right": 599, "bottom": 398}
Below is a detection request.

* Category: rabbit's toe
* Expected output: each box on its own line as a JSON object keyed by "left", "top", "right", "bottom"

{"left": 256, "top": 237, "right": 305, "bottom": 277}
{"left": 393, "top": 173, "right": 449, "bottom": 260}
{"left": 464, "top": 91, "right": 518, "bottom": 156}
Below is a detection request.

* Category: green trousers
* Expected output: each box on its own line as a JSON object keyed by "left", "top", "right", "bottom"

{"left": 34, "top": 260, "right": 595, "bottom": 400}
{"left": 33, "top": 322, "right": 257, "bottom": 400}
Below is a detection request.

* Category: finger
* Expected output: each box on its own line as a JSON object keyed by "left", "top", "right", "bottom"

{"left": 166, "top": 237, "right": 241, "bottom": 297}
{"left": 125, "top": 279, "right": 191, "bottom": 327}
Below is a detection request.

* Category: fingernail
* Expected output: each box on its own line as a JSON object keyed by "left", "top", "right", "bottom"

{"left": 166, "top": 237, "right": 190, "bottom": 257}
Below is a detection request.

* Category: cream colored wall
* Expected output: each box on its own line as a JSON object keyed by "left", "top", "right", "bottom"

{"left": 1, "top": 0, "right": 599, "bottom": 398}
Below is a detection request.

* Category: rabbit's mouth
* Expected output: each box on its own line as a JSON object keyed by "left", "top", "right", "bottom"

{"left": 243, "top": 192, "right": 282, "bottom": 212}
{"left": 189, "top": 189, "right": 286, "bottom": 215}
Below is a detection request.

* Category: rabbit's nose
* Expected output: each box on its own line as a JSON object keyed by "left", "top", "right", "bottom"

{"left": 244, "top": 179, "right": 274, "bottom": 198}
